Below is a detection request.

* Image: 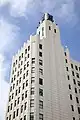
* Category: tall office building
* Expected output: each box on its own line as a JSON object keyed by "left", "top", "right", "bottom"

{"left": 6, "top": 13, "right": 80, "bottom": 120}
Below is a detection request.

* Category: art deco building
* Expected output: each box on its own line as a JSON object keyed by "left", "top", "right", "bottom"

{"left": 6, "top": 13, "right": 80, "bottom": 120}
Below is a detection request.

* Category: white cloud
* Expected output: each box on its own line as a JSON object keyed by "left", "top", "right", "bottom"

{"left": 0, "top": 0, "right": 10, "bottom": 5}
{"left": 0, "top": 54, "right": 9, "bottom": 120}
{"left": 0, "top": 0, "right": 77, "bottom": 25}
{"left": 0, "top": 18, "right": 20, "bottom": 53}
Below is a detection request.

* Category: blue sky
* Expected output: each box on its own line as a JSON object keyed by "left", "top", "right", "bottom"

{"left": 0, "top": 0, "right": 80, "bottom": 120}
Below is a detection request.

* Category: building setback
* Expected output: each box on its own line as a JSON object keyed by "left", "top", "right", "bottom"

{"left": 6, "top": 13, "right": 80, "bottom": 120}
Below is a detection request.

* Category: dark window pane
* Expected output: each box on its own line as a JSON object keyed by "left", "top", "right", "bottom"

{"left": 39, "top": 78, "right": 43, "bottom": 85}
{"left": 39, "top": 88, "right": 43, "bottom": 96}
{"left": 71, "top": 105, "right": 74, "bottom": 111}
{"left": 78, "top": 107, "right": 80, "bottom": 114}
{"left": 39, "top": 44, "right": 42, "bottom": 49}
{"left": 39, "top": 52, "right": 42, "bottom": 57}
{"left": 54, "top": 29, "right": 56, "bottom": 33}
{"left": 49, "top": 26, "right": 51, "bottom": 30}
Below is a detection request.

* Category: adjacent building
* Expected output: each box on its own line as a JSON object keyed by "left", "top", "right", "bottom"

{"left": 6, "top": 13, "right": 80, "bottom": 120}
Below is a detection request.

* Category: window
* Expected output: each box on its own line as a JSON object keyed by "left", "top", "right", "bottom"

{"left": 65, "top": 59, "right": 68, "bottom": 63}
{"left": 31, "top": 88, "right": 34, "bottom": 95}
{"left": 27, "top": 61, "right": 29, "bottom": 67}
{"left": 13, "top": 111, "right": 15, "bottom": 119}
{"left": 11, "top": 78, "right": 13, "bottom": 83}
{"left": 17, "top": 97, "right": 20, "bottom": 104}
{"left": 9, "top": 96, "right": 11, "bottom": 102}
{"left": 70, "top": 94, "right": 72, "bottom": 100}
{"left": 19, "top": 87, "right": 21, "bottom": 93}
{"left": 15, "top": 90, "right": 18, "bottom": 96}
{"left": 16, "top": 80, "right": 18, "bottom": 86}
{"left": 12, "top": 70, "right": 14, "bottom": 74}
{"left": 39, "top": 78, "right": 43, "bottom": 85}
{"left": 22, "top": 94, "right": 24, "bottom": 100}
{"left": 49, "top": 26, "right": 51, "bottom": 30}
{"left": 69, "top": 84, "right": 71, "bottom": 89}
{"left": 67, "top": 75, "right": 70, "bottom": 80}
{"left": 72, "top": 71, "right": 75, "bottom": 76}
{"left": 54, "top": 29, "right": 56, "bottom": 33}
{"left": 71, "top": 64, "right": 73, "bottom": 69}
{"left": 30, "top": 99, "right": 34, "bottom": 107}
{"left": 78, "top": 107, "right": 80, "bottom": 114}
{"left": 79, "top": 89, "right": 80, "bottom": 93}
{"left": 25, "top": 49, "right": 27, "bottom": 54}
{"left": 17, "top": 71, "right": 19, "bottom": 77}
{"left": 7, "top": 106, "right": 10, "bottom": 112}
{"left": 78, "top": 81, "right": 80, "bottom": 86}
{"left": 64, "top": 52, "right": 66, "bottom": 56}
{"left": 39, "top": 31, "right": 40, "bottom": 35}
{"left": 66, "top": 67, "right": 68, "bottom": 71}
{"left": 18, "top": 64, "right": 20, "bottom": 68}
{"left": 39, "top": 44, "right": 42, "bottom": 49}
{"left": 22, "top": 53, "right": 23, "bottom": 58}
{"left": 39, "top": 52, "right": 42, "bottom": 57}
{"left": 23, "top": 73, "right": 25, "bottom": 79}
{"left": 75, "top": 88, "right": 77, "bottom": 93}
{"left": 39, "top": 59, "right": 43, "bottom": 65}
{"left": 13, "top": 62, "right": 15, "bottom": 67}
{"left": 21, "top": 61, "right": 23, "bottom": 65}
{"left": 31, "top": 67, "right": 35, "bottom": 73}
{"left": 76, "top": 73, "right": 79, "bottom": 78}
{"left": 25, "top": 91, "right": 27, "bottom": 98}
{"left": 10, "top": 103, "right": 13, "bottom": 110}
{"left": 75, "top": 65, "right": 78, "bottom": 70}
{"left": 19, "top": 77, "right": 21, "bottom": 83}
{"left": 73, "top": 117, "right": 75, "bottom": 120}
{"left": 26, "top": 70, "right": 29, "bottom": 77}
{"left": 14, "top": 100, "right": 17, "bottom": 107}
{"left": 15, "top": 67, "right": 17, "bottom": 72}
{"left": 76, "top": 97, "right": 79, "bottom": 103}
{"left": 20, "top": 118, "right": 22, "bottom": 120}
{"left": 11, "top": 94, "right": 13, "bottom": 101}
{"left": 24, "top": 102, "right": 27, "bottom": 110}
{"left": 39, "top": 68, "right": 43, "bottom": 75}
{"left": 24, "top": 115, "right": 26, "bottom": 120}
{"left": 10, "top": 86, "right": 12, "bottom": 92}
{"left": 42, "top": 27, "right": 44, "bottom": 36}
{"left": 6, "top": 117, "right": 8, "bottom": 120}
{"left": 21, "top": 105, "right": 23, "bottom": 113}
{"left": 73, "top": 79, "right": 76, "bottom": 85}
{"left": 28, "top": 46, "right": 30, "bottom": 51}
{"left": 71, "top": 105, "right": 74, "bottom": 111}
{"left": 31, "top": 77, "right": 35, "bottom": 83}
{"left": 16, "top": 109, "right": 19, "bottom": 116}
{"left": 16, "top": 60, "right": 17, "bottom": 64}
{"left": 26, "top": 80, "right": 28, "bottom": 86}
{"left": 28, "top": 54, "right": 29, "bottom": 58}
{"left": 32, "top": 58, "right": 35, "bottom": 64}
{"left": 39, "top": 113, "right": 43, "bottom": 120}
{"left": 30, "top": 112, "right": 34, "bottom": 120}
{"left": 25, "top": 57, "right": 27, "bottom": 61}
{"left": 19, "top": 56, "right": 21, "bottom": 61}
{"left": 39, "top": 100, "right": 43, "bottom": 109}
{"left": 9, "top": 115, "right": 11, "bottom": 120}
{"left": 24, "top": 64, "right": 26, "bottom": 70}
{"left": 13, "top": 76, "right": 15, "bottom": 82}
{"left": 23, "top": 83, "right": 25, "bottom": 89}
{"left": 39, "top": 88, "right": 43, "bottom": 96}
